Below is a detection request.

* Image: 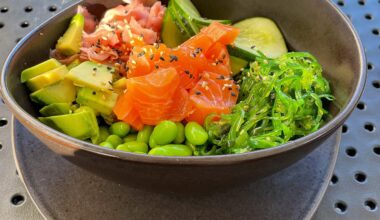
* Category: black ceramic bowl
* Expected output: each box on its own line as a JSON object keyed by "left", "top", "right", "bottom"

{"left": 0, "top": 0, "right": 366, "bottom": 193}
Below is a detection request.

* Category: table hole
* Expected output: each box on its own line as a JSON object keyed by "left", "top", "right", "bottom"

{"left": 0, "top": 118, "right": 8, "bottom": 127}
{"left": 1, "top": 6, "right": 8, "bottom": 13}
{"left": 364, "top": 200, "right": 377, "bottom": 211}
{"left": 330, "top": 174, "right": 338, "bottom": 185}
{"left": 372, "top": 80, "right": 380, "bottom": 88}
{"left": 342, "top": 124, "right": 348, "bottom": 133}
{"left": 373, "top": 145, "right": 380, "bottom": 155}
{"left": 0, "top": 22, "right": 4, "bottom": 29}
{"left": 354, "top": 172, "right": 367, "bottom": 183}
{"left": 372, "top": 29, "right": 380, "bottom": 36}
{"left": 20, "top": 21, "right": 29, "bottom": 28}
{"left": 367, "top": 63, "right": 373, "bottom": 70}
{"left": 364, "top": 123, "right": 375, "bottom": 132}
{"left": 334, "top": 201, "right": 347, "bottom": 214}
{"left": 358, "top": 0, "right": 365, "bottom": 5}
{"left": 24, "top": 6, "right": 33, "bottom": 12}
{"left": 48, "top": 5, "right": 57, "bottom": 12}
{"left": 10, "top": 194, "right": 25, "bottom": 206}
{"left": 16, "top": 170, "right": 18, "bottom": 176}
{"left": 0, "top": 142, "right": 2, "bottom": 150}
{"left": 337, "top": 0, "right": 344, "bottom": 6}
{"left": 357, "top": 102, "right": 366, "bottom": 110}
{"left": 365, "top": 14, "right": 372, "bottom": 20}
{"left": 346, "top": 147, "right": 357, "bottom": 157}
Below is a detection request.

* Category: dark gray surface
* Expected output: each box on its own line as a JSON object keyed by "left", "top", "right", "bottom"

{"left": 0, "top": 0, "right": 379, "bottom": 219}
{"left": 13, "top": 119, "right": 340, "bottom": 220}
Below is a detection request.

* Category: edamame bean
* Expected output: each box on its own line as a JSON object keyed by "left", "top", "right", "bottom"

{"left": 149, "top": 137, "right": 158, "bottom": 148}
{"left": 148, "top": 144, "right": 193, "bottom": 156}
{"left": 185, "top": 122, "right": 208, "bottom": 145}
{"left": 106, "top": 134, "right": 123, "bottom": 147}
{"left": 150, "top": 120, "right": 178, "bottom": 145}
{"left": 99, "top": 142, "right": 114, "bottom": 149}
{"left": 137, "top": 125, "right": 153, "bottom": 143}
{"left": 173, "top": 122, "right": 185, "bottom": 144}
{"left": 124, "top": 134, "right": 137, "bottom": 143}
{"left": 109, "top": 122, "right": 130, "bottom": 137}
{"left": 98, "top": 126, "right": 110, "bottom": 143}
{"left": 116, "top": 141, "right": 149, "bottom": 153}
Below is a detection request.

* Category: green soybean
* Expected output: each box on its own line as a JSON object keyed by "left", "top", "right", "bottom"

{"left": 116, "top": 141, "right": 149, "bottom": 153}
{"left": 109, "top": 122, "right": 130, "bottom": 137}
{"left": 173, "top": 122, "right": 185, "bottom": 144}
{"left": 150, "top": 120, "right": 178, "bottom": 145}
{"left": 137, "top": 125, "right": 153, "bottom": 143}
{"left": 185, "top": 122, "right": 208, "bottom": 145}
{"left": 106, "top": 134, "right": 123, "bottom": 147}
{"left": 98, "top": 126, "right": 110, "bottom": 143}
{"left": 124, "top": 134, "right": 138, "bottom": 143}
{"left": 148, "top": 144, "right": 193, "bottom": 156}
{"left": 149, "top": 137, "right": 158, "bottom": 148}
{"left": 99, "top": 142, "right": 114, "bottom": 149}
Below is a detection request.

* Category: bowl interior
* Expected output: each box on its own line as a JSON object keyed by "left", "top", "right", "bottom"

{"left": 1, "top": 0, "right": 364, "bottom": 157}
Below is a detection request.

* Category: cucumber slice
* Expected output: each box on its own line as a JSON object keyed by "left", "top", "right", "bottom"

{"left": 163, "top": 0, "right": 232, "bottom": 47}
{"left": 161, "top": 6, "right": 189, "bottom": 48}
{"left": 230, "top": 56, "right": 249, "bottom": 75}
{"left": 232, "top": 17, "right": 288, "bottom": 59}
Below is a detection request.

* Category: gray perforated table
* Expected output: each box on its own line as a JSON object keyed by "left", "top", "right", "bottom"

{"left": 0, "top": 0, "right": 379, "bottom": 219}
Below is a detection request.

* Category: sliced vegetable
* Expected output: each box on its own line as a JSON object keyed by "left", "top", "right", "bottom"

{"left": 39, "top": 103, "right": 71, "bottom": 117}
{"left": 21, "top": 58, "right": 61, "bottom": 83}
{"left": 26, "top": 65, "right": 68, "bottom": 92}
{"left": 148, "top": 144, "right": 193, "bottom": 156}
{"left": 76, "top": 87, "right": 118, "bottom": 115}
{"left": 30, "top": 79, "right": 76, "bottom": 106}
{"left": 229, "top": 17, "right": 288, "bottom": 60}
{"left": 56, "top": 13, "right": 85, "bottom": 56}
{"left": 66, "top": 61, "right": 114, "bottom": 93}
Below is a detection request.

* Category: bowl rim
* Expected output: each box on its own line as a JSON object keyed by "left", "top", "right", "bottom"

{"left": 0, "top": 0, "right": 366, "bottom": 165}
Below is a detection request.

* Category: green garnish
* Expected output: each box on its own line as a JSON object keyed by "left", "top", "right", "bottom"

{"left": 205, "top": 52, "right": 334, "bottom": 154}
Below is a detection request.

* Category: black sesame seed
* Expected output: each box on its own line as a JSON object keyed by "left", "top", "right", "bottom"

{"left": 155, "top": 64, "right": 159, "bottom": 69}
{"left": 169, "top": 55, "right": 178, "bottom": 62}
{"left": 93, "top": 67, "right": 97, "bottom": 71}
{"left": 184, "top": 70, "right": 190, "bottom": 75}
{"left": 195, "top": 91, "right": 202, "bottom": 95}
{"left": 159, "top": 56, "right": 165, "bottom": 61}
{"left": 231, "top": 92, "right": 237, "bottom": 97}
{"left": 92, "top": 91, "right": 97, "bottom": 95}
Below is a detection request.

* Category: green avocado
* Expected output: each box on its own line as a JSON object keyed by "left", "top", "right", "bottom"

{"left": 39, "top": 110, "right": 99, "bottom": 143}
{"left": 30, "top": 79, "right": 76, "bottom": 106}
{"left": 66, "top": 61, "right": 114, "bottom": 93}
{"left": 26, "top": 65, "right": 68, "bottom": 92}
{"left": 74, "top": 106, "right": 100, "bottom": 143}
{"left": 76, "top": 87, "right": 118, "bottom": 116}
{"left": 56, "top": 13, "right": 85, "bottom": 56}
{"left": 39, "top": 103, "right": 71, "bottom": 116}
{"left": 20, "top": 58, "right": 61, "bottom": 83}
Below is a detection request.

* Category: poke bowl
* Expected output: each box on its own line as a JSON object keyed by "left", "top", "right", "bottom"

{"left": 0, "top": 0, "right": 366, "bottom": 193}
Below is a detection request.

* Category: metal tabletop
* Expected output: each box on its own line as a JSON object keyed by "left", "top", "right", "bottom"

{"left": 0, "top": 0, "right": 379, "bottom": 219}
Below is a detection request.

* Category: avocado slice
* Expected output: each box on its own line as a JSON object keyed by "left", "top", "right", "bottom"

{"left": 230, "top": 56, "right": 249, "bottom": 75}
{"left": 40, "top": 103, "right": 72, "bottom": 116}
{"left": 20, "top": 58, "right": 61, "bottom": 83}
{"left": 56, "top": 13, "right": 85, "bottom": 56}
{"left": 66, "top": 61, "right": 114, "bottom": 93}
{"left": 39, "top": 110, "right": 99, "bottom": 142}
{"left": 30, "top": 79, "right": 76, "bottom": 106}
{"left": 76, "top": 87, "right": 118, "bottom": 115}
{"left": 26, "top": 65, "right": 68, "bottom": 92}
{"left": 74, "top": 106, "right": 100, "bottom": 143}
